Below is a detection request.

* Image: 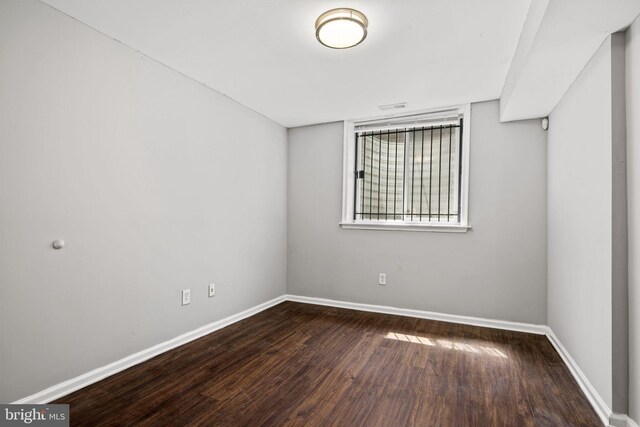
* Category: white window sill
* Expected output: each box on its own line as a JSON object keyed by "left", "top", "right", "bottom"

{"left": 339, "top": 221, "right": 471, "bottom": 233}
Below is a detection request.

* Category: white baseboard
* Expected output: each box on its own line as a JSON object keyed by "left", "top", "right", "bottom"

{"left": 10, "top": 293, "right": 547, "bottom": 405}
{"left": 545, "top": 328, "right": 611, "bottom": 426}
{"left": 610, "top": 413, "right": 640, "bottom": 427}
{"left": 286, "top": 295, "right": 637, "bottom": 427}
{"left": 12, "top": 295, "right": 286, "bottom": 404}
{"left": 285, "top": 294, "right": 548, "bottom": 335}
{"left": 610, "top": 413, "right": 626, "bottom": 427}
{"left": 12, "top": 293, "right": 636, "bottom": 427}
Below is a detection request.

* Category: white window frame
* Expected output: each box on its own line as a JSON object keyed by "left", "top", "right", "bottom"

{"left": 340, "top": 104, "right": 471, "bottom": 232}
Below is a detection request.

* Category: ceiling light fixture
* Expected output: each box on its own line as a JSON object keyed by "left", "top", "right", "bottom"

{"left": 315, "top": 8, "right": 368, "bottom": 49}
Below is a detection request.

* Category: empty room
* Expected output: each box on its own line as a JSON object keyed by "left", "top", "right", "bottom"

{"left": 1, "top": 0, "right": 639, "bottom": 426}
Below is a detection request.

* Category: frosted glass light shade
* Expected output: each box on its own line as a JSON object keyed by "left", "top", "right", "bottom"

{"left": 315, "top": 8, "right": 368, "bottom": 49}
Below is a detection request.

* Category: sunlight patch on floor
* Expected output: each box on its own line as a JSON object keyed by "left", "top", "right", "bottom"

{"left": 385, "top": 332, "right": 508, "bottom": 358}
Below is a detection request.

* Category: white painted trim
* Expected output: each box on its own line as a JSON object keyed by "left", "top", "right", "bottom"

{"left": 12, "top": 295, "right": 286, "bottom": 404}
{"left": 340, "top": 104, "right": 471, "bottom": 229}
{"left": 544, "top": 328, "right": 611, "bottom": 426}
{"left": 341, "top": 120, "right": 355, "bottom": 224}
{"left": 339, "top": 222, "right": 470, "bottom": 232}
{"left": 459, "top": 103, "right": 471, "bottom": 226}
{"left": 609, "top": 413, "right": 626, "bottom": 427}
{"left": 346, "top": 103, "right": 474, "bottom": 127}
{"left": 285, "top": 294, "right": 640, "bottom": 427}
{"left": 12, "top": 292, "right": 635, "bottom": 427}
{"left": 285, "top": 294, "right": 546, "bottom": 335}
{"left": 610, "top": 413, "right": 627, "bottom": 427}
{"left": 609, "top": 413, "right": 640, "bottom": 427}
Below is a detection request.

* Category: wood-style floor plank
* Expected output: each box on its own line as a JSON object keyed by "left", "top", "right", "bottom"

{"left": 55, "top": 301, "right": 602, "bottom": 426}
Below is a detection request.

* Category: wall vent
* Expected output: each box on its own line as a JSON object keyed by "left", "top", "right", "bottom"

{"left": 378, "top": 102, "right": 407, "bottom": 111}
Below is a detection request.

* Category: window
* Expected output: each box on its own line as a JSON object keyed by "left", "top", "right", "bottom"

{"left": 341, "top": 106, "right": 470, "bottom": 231}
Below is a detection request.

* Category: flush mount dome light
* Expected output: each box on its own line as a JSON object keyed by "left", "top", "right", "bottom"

{"left": 315, "top": 8, "right": 368, "bottom": 49}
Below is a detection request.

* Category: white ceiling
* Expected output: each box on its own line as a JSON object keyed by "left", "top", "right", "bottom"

{"left": 500, "top": 0, "right": 640, "bottom": 122}
{"left": 40, "top": 0, "right": 531, "bottom": 128}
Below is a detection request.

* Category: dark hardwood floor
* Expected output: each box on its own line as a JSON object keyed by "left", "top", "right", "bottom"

{"left": 55, "top": 301, "right": 602, "bottom": 426}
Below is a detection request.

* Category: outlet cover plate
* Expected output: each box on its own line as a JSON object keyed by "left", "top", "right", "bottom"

{"left": 379, "top": 273, "right": 387, "bottom": 286}
{"left": 182, "top": 289, "right": 191, "bottom": 306}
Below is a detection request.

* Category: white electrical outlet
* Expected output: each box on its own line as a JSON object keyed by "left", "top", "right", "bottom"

{"left": 208, "top": 283, "right": 216, "bottom": 298}
{"left": 181, "top": 289, "right": 191, "bottom": 306}
{"left": 379, "top": 273, "right": 387, "bottom": 286}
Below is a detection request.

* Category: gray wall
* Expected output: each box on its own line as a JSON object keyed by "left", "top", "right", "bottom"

{"left": 287, "top": 100, "right": 547, "bottom": 324}
{"left": 611, "top": 32, "right": 629, "bottom": 415}
{"left": 0, "top": 0, "right": 287, "bottom": 403}
{"left": 627, "top": 14, "right": 640, "bottom": 423}
{"left": 547, "top": 35, "right": 625, "bottom": 412}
